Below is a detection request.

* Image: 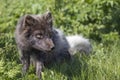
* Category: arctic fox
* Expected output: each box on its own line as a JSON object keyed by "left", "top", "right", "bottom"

{"left": 15, "top": 11, "right": 92, "bottom": 79}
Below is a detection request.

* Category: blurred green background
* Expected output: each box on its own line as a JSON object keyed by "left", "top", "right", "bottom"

{"left": 0, "top": 0, "right": 120, "bottom": 80}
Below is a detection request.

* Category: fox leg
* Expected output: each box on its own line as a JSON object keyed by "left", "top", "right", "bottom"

{"left": 20, "top": 50, "right": 30, "bottom": 76}
{"left": 36, "top": 60, "right": 44, "bottom": 79}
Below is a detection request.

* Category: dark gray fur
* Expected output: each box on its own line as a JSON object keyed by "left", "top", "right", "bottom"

{"left": 15, "top": 12, "right": 71, "bottom": 79}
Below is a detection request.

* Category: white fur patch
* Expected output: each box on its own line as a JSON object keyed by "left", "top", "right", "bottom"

{"left": 66, "top": 35, "right": 92, "bottom": 55}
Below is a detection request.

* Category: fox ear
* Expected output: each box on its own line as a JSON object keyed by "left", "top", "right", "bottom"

{"left": 44, "top": 11, "right": 53, "bottom": 27}
{"left": 24, "top": 15, "right": 37, "bottom": 26}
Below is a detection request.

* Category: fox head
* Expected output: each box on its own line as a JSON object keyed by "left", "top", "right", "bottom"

{"left": 21, "top": 11, "right": 55, "bottom": 52}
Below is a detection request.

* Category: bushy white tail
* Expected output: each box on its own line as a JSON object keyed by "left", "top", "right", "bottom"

{"left": 66, "top": 35, "right": 92, "bottom": 55}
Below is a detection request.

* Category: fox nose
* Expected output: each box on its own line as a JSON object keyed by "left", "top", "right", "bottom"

{"left": 46, "top": 45, "right": 54, "bottom": 51}
{"left": 49, "top": 43, "right": 54, "bottom": 50}
{"left": 46, "top": 38, "right": 55, "bottom": 51}
{"left": 51, "top": 46, "right": 55, "bottom": 50}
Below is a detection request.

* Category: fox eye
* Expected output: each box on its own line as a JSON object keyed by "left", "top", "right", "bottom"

{"left": 36, "top": 34, "right": 43, "bottom": 39}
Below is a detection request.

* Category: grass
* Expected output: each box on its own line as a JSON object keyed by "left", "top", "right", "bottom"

{"left": 0, "top": 33, "right": 120, "bottom": 80}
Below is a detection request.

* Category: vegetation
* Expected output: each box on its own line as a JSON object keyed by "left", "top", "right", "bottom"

{"left": 0, "top": 0, "right": 120, "bottom": 80}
